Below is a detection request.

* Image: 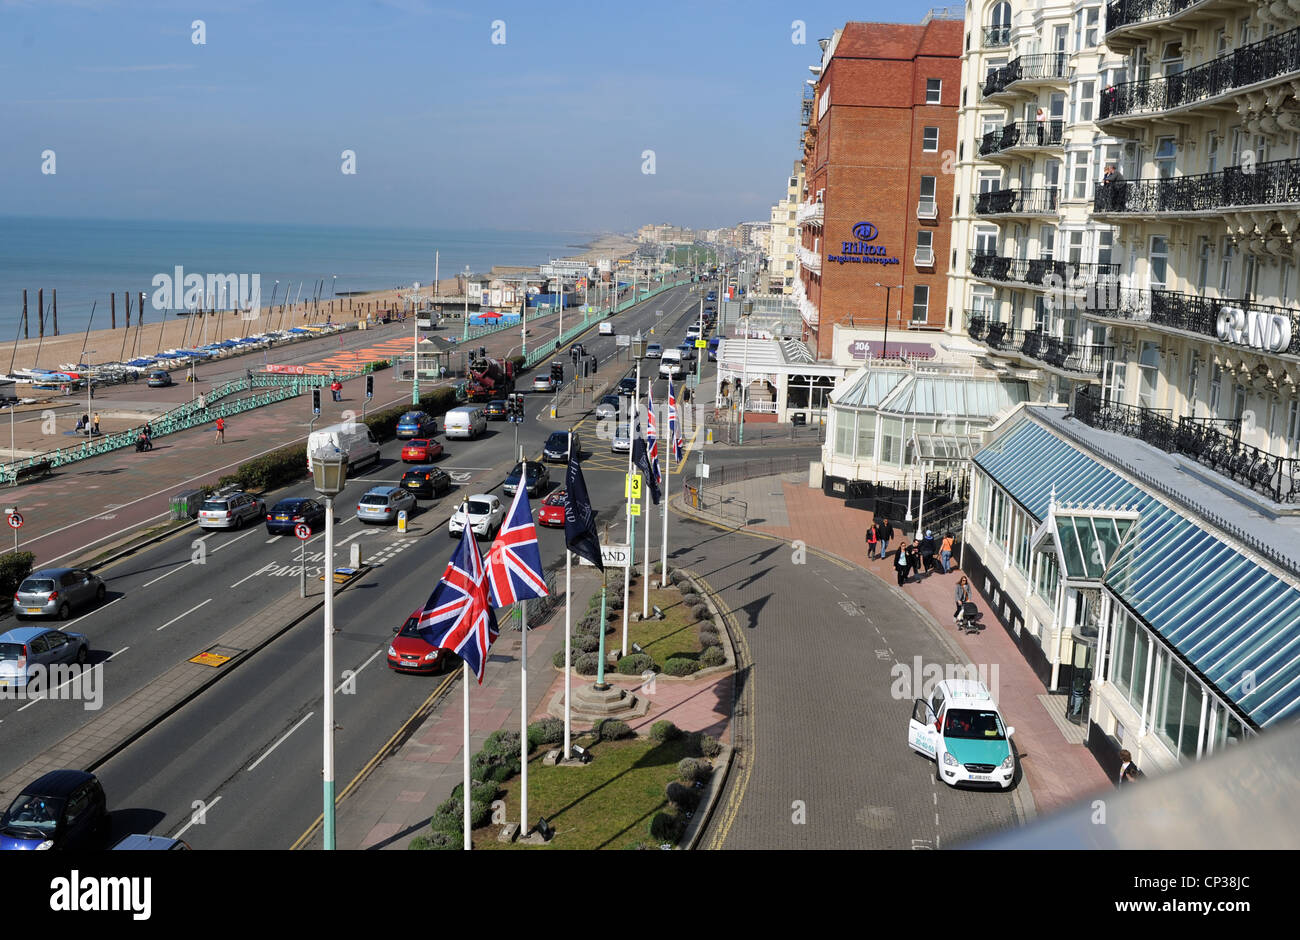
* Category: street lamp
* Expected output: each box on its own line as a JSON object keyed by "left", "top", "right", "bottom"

{"left": 412, "top": 283, "right": 421, "bottom": 405}
{"left": 83, "top": 350, "right": 96, "bottom": 442}
{"left": 738, "top": 311, "right": 751, "bottom": 445}
{"left": 310, "top": 443, "right": 348, "bottom": 851}
{"left": 462, "top": 266, "right": 472, "bottom": 341}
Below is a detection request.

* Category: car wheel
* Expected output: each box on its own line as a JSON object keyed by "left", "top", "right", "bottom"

{"left": 14, "top": 612, "right": 25, "bottom": 621}
{"left": 57, "top": 602, "right": 70, "bottom": 621}
{"left": 233, "top": 514, "right": 243, "bottom": 530}
{"left": 95, "top": 584, "right": 106, "bottom": 604}
{"left": 76, "top": 645, "right": 87, "bottom": 665}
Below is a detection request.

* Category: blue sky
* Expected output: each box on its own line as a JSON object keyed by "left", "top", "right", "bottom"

{"left": 0, "top": 0, "right": 940, "bottom": 233}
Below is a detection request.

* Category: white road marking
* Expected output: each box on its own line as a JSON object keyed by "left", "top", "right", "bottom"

{"left": 107, "top": 646, "right": 129, "bottom": 661}
{"left": 265, "top": 537, "right": 277, "bottom": 544}
{"left": 246, "top": 711, "right": 315, "bottom": 773}
{"left": 336, "top": 649, "right": 383, "bottom": 693}
{"left": 230, "top": 562, "right": 277, "bottom": 589}
{"left": 62, "top": 596, "right": 124, "bottom": 629}
{"left": 172, "top": 795, "right": 221, "bottom": 840}
{"left": 156, "top": 599, "right": 213, "bottom": 631}
{"left": 142, "top": 564, "right": 190, "bottom": 588}
{"left": 209, "top": 528, "right": 260, "bottom": 553}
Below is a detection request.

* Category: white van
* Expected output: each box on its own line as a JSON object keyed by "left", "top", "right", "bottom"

{"left": 659, "top": 348, "right": 684, "bottom": 378}
{"left": 444, "top": 405, "right": 487, "bottom": 440}
{"left": 307, "top": 421, "right": 381, "bottom": 474}
{"left": 599, "top": 321, "right": 614, "bottom": 336}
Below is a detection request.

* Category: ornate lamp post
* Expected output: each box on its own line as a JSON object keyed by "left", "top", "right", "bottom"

{"left": 310, "top": 444, "right": 348, "bottom": 850}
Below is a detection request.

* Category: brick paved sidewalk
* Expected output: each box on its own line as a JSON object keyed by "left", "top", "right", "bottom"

{"left": 692, "top": 474, "right": 1112, "bottom": 817}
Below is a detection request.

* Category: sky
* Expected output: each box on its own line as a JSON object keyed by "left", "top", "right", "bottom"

{"left": 0, "top": 0, "right": 944, "bottom": 233}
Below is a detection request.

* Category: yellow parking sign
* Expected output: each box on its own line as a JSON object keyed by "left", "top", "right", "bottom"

{"left": 625, "top": 473, "right": 642, "bottom": 499}
{"left": 630, "top": 501, "right": 641, "bottom": 516}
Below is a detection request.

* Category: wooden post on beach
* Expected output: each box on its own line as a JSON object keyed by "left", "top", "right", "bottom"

{"left": 52, "top": 289, "right": 57, "bottom": 336}
{"left": 111, "top": 293, "right": 116, "bottom": 330}
{"left": 125, "top": 292, "right": 131, "bottom": 330}
{"left": 136, "top": 291, "right": 145, "bottom": 358}
{"left": 22, "top": 290, "right": 28, "bottom": 340}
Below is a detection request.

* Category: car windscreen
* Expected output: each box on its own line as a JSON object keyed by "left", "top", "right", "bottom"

{"left": 2, "top": 793, "right": 67, "bottom": 831}
{"left": 271, "top": 500, "right": 304, "bottom": 512}
{"left": 17, "top": 579, "right": 55, "bottom": 594}
{"left": 547, "top": 433, "right": 567, "bottom": 447}
{"left": 359, "top": 495, "right": 390, "bottom": 505}
{"left": 467, "top": 500, "right": 492, "bottom": 515}
{"left": 398, "top": 617, "right": 423, "bottom": 638}
{"left": 943, "top": 708, "right": 1005, "bottom": 740}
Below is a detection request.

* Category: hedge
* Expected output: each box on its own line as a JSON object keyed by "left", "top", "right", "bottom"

{"left": 616, "top": 653, "right": 654, "bottom": 676}
{"left": 574, "top": 652, "right": 600, "bottom": 675}
{"left": 700, "top": 645, "right": 726, "bottom": 668}
{"left": 596, "top": 719, "right": 633, "bottom": 741}
{"left": 649, "top": 811, "right": 686, "bottom": 844}
{"left": 663, "top": 658, "right": 702, "bottom": 677}
{"left": 577, "top": 633, "right": 601, "bottom": 654}
{"left": 650, "top": 720, "right": 680, "bottom": 743}
{"left": 0, "top": 551, "right": 36, "bottom": 598}
{"left": 528, "top": 717, "right": 564, "bottom": 749}
{"left": 409, "top": 831, "right": 458, "bottom": 850}
{"left": 699, "top": 734, "right": 723, "bottom": 759}
{"left": 666, "top": 781, "right": 700, "bottom": 811}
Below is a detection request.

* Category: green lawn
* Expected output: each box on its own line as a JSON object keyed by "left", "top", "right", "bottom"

{"left": 626, "top": 585, "right": 705, "bottom": 665}
{"left": 474, "top": 735, "right": 694, "bottom": 850}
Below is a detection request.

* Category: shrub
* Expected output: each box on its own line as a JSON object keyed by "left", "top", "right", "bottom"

{"left": 606, "top": 593, "right": 623, "bottom": 611}
{"left": 0, "top": 551, "right": 36, "bottom": 599}
{"left": 616, "top": 653, "right": 654, "bottom": 676}
{"left": 574, "top": 652, "right": 600, "bottom": 675}
{"left": 698, "top": 629, "right": 720, "bottom": 648}
{"left": 528, "top": 717, "right": 564, "bottom": 748}
{"left": 508, "top": 354, "right": 526, "bottom": 371}
{"left": 669, "top": 570, "right": 689, "bottom": 586}
{"left": 677, "top": 758, "right": 705, "bottom": 783}
{"left": 366, "top": 359, "right": 390, "bottom": 372}
{"left": 217, "top": 473, "right": 242, "bottom": 491}
{"left": 577, "top": 614, "right": 600, "bottom": 634}
{"left": 699, "top": 734, "right": 723, "bottom": 759}
{"left": 700, "top": 645, "right": 726, "bottom": 668}
{"left": 691, "top": 602, "right": 711, "bottom": 620}
{"left": 577, "top": 633, "right": 601, "bottom": 654}
{"left": 552, "top": 649, "right": 568, "bottom": 669}
{"left": 680, "top": 593, "right": 701, "bottom": 608}
{"left": 409, "top": 831, "right": 458, "bottom": 850}
{"left": 666, "top": 781, "right": 700, "bottom": 812}
{"left": 482, "top": 730, "right": 521, "bottom": 760}
{"left": 649, "top": 812, "right": 685, "bottom": 844}
{"left": 650, "top": 720, "right": 681, "bottom": 743}
{"left": 663, "top": 657, "right": 702, "bottom": 677}
{"left": 653, "top": 562, "right": 663, "bottom": 574}
{"left": 428, "top": 806, "right": 461, "bottom": 836}
{"left": 596, "top": 719, "right": 633, "bottom": 741}
{"left": 469, "top": 799, "right": 491, "bottom": 829}
{"left": 471, "top": 780, "right": 500, "bottom": 806}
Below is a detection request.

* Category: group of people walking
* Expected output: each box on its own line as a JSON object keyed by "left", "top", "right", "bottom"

{"left": 866, "top": 517, "right": 956, "bottom": 587}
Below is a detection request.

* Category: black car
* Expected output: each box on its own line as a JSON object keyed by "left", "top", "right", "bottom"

{"left": 618, "top": 376, "right": 638, "bottom": 395}
{"left": 265, "top": 497, "right": 328, "bottom": 535}
{"left": 595, "top": 394, "right": 621, "bottom": 420}
{"left": 543, "top": 430, "right": 581, "bottom": 462}
{"left": 483, "top": 399, "right": 509, "bottom": 421}
{"left": 0, "top": 769, "right": 108, "bottom": 850}
{"left": 503, "top": 460, "right": 550, "bottom": 498}
{"left": 400, "top": 465, "right": 453, "bottom": 500}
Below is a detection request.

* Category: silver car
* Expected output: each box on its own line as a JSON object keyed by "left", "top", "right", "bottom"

{"left": 612, "top": 423, "right": 632, "bottom": 453}
{"left": 13, "top": 568, "right": 106, "bottom": 621}
{"left": 198, "top": 491, "right": 266, "bottom": 530}
{"left": 0, "top": 627, "right": 90, "bottom": 687}
{"left": 356, "top": 486, "right": 417, "bottom": 524}
{"left": 644, "top": 343, "right": 663, "bottom": 359}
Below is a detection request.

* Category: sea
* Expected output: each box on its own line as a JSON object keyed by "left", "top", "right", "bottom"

{"left": 0, "top": 216, "right": 601, "bottom": 335}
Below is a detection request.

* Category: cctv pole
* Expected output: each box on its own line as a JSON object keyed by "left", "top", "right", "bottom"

{"left": 412, "top": 295, "right": 420, "bottom": 405}
{"left": 621, "top": 357, "right": 640, "bottom": 657}
{"left": 322, "top": 493, "right": 336, "bottom": 850}
{"left": 563, "top": 433, "right": 574, "bottom": 761}
{"left": 643, "top": 383, "right": 652, "bottom": 620}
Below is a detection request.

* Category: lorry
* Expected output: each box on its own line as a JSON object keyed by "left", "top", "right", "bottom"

{"left": 465, "top": 357, "right": 516, "bottom": 402}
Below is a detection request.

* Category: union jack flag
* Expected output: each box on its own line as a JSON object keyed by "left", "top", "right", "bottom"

{"left": 417, "top": 521, "right": 500, "bottom": 684}
{"left": 485, "top": 485, "right": 549, "bottom": 607}
{"left": 644, "top": 388, "right": 662, "bottom": 487}
{"left": 667, "top": 379, "right": 684, "bottom": 463}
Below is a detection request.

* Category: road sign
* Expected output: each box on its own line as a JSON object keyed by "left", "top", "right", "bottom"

{"left": 625, "top": 473, "right": 642, "bottom": 499}
{"left": 578, "top": 543, "right": 631, "bottom": 568}
{"left": 630, "top": 501, "right": 641, "bottom": 517}
{"left": 295, "top": 523, "right": 312, "bottom": 540}
{"left": 7, "top": 512, "right": 22, "bottom": 529}
{"left": 695, "top": 339, "right": 706, "bottom": 348}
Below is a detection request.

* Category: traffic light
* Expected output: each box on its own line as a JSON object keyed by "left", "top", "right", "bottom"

{"left": 551, "top": 362, "right": 563, "bottom": 383}
{"left": 365, "top": 374, "right": 373, "bottom": 400}
{"left": 312, "top": 388, "right": 321, "bottom": 415}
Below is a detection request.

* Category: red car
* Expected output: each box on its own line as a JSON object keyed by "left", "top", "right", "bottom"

{"left": 388, "top": 609, "right": 448, "bottom": 674}
{"left": 538, "top": 489, "right": 566, "bottom": 527}
{"left": 401, "top": 438, "right": 444, "bottom": 463}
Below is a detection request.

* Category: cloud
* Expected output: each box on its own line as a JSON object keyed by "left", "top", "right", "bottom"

{"left": 78, "top": 64, "right": 196, "bottom": 73}
{"left": 11, "top": 96, "right": 166, "bottom": 104}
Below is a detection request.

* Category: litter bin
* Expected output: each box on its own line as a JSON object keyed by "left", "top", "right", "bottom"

{"left": 170, "top": 489, "right": 203, "bottom": 521}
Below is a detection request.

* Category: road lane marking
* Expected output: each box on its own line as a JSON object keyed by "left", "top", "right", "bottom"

{"left": 62, "top": 595, "right": 124, "bottom": 629}
{"left": 209, "top": 528, "right": 260, "bottom": 553}
{"left": 336, "top": 648, "right": 383, "bottom": 693}
{"left": 107, "top": 646, "right": 129, "bottom": 661}
{"left": 156, "top": 599, "right": 213, "bottom": 631}
{"left": 142, "top": 564, "right": 190, "bottom": 588}
{"left": 231, "top": 562, "right": 277, "bottom": 589}
{"left": 172, "top": 795, "right": 221, "bottom": 840}
{"left": 246, "top": 711, "right": 316, "bottom": 773}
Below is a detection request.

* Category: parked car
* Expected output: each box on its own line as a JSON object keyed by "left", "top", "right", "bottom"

{"left": 503, "top": 460, "right": 550, "bottom": 498}
{"left": 707, "top": 336, "right": 721, "bottom": 361}
{"left": 617, "top": 376, "right": 638, "bottom": 395}
{"left": 388, "top": 608, "right": 448, "bottom": 675}
{"left": 198, "top": 490, "right": 266, "bottom": 531}
{"left": 0, "top": 769, "right": 107, "bottom": 850}
{"left": 677, "top": 342, "right": 697, "bottom": 361}
{"left": 13, "top": 568, "right": 107, "bottom": 621}
{"left": 685, "top": 325, "right": 702, "bottom": 340}
{"left": 112, "top": 834, "right": 191, "bottom": 850}
{"left": 399, "top": 466, "right": 452, "bottom": 500}
{"left": 448, "top": 495, "right": 505, "bottom": 539}
{"left": 612, "top": 423, "right": 632, "bottom": 453}
{"left": 644, "top": 343, "right": 663, "bottom": 359}
{"left": 0, "top": 627, "right": 89, "bottom": 688}
{"left": 146, "top": 370, "right": 173, "bottom": 388}
{"left": 542, "top": 430, "right": 580, "bottom": 462}
{"left": 532, "top": 375, "right": 557, "bottom": 393}
{"left": 908, "top": 679, "right": 1017, "bottom": 790}
{"left": 395, "top": 411, "right": 438, "bottom": 440}
{"left": 401, "top": 437, "right": 444, "bottom": 463}
{"left": 356, "top": 486, "right": 417, "bottom": 524}
{"left": 537, "top": 489, "right": 567, "bottom": 527}
{"left": 595, "top": 394, "right": 621, "bottom": 420}
{"left": 265, "top": 497, "right": 327, "bottom": 535}
{"left": 483, "top": 399, "right": 509, "bottom": 421}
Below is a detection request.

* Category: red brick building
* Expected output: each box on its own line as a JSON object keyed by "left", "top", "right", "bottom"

{"left": 798, "top": 19, "right": 962, "bottom": 360}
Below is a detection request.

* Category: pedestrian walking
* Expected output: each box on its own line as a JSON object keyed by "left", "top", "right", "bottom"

{"left": 1117, "top": 749, "right": 1143, "bottom": 786}
{"left": 878, "top": 517, "right": 894, "bottom": 560}
{"left": 215, "top": 416, "right": 225, "bottom": 444}
{"left": 920, "top": 529, "right": 937, "bottom": 574}
{"left": 907, "top": 540, "right": 922, "bottom": 579}
{"left": 894, "top": 544, "right": 911, "bottom": 586}
{"left": 954, "top": 576, "right": 971, "bottom": 624}
{"left": 866, "top": 522, "right": 879, "bottom": 560}
{"left": 939, "top": 532, "right": 955, "bottom": 574}
{"left": 92, "top": 412, "right": 100, "bottom": 436}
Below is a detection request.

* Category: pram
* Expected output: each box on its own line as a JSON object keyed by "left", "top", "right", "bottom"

{"left": 957, "top": 601, "right": 981, "bottom": 635}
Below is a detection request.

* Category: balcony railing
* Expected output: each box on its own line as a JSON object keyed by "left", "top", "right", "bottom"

{"left": 975, "top": 187, "right": 1059, "bottom": 216}
{"left": 1073, "top": 388, "right": 1300, "bottom": 503}
{"left": 966, "top": 314, "right": 1021, "bottom": 351}
{"left": 917, "top": 198, "right": 939, "bottom": 220}
{"left": 982, "top": 53, "right": 1069, "bottom": 98}
{"left": 797, "top": 244, "right": 821, "bottom": 273}
{"left": 1086, "top": 287, "right": 1300, "bottom": 357}
{"left": 796, "top": 201, "right": 824, "bottom": 225}
{"left": 983, "top": 25, "right": 1011, "bottom": 47}
{"left": 915, "top": 247, "right": 935, "bottom": 267}
{"left": 1104, "top": 0, "right": 1206, "bottom": 36}
{"left": 979, "top": 119, "right": 1065, "bottom": 157}
{"left": 968, "top": 251, "right": 1120, "bottom": 290}
{"left": 1100, "top": 25, "right": 1300, "bottom": 121}
{"left": 1093, "top": 157, "right": 1300, "bottom": 215}
{"left": 1020, "top": 328, "right": 1111, "bottom": 375}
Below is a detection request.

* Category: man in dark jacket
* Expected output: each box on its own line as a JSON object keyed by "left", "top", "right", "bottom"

{"left": 893, "top": 544, "right": 911, "bottom": 586}
{"left": 919, "top": 529, "right": 937, "bottom": 574}
{"left": 877, "top": 517, "right": 894, "bottom": 560}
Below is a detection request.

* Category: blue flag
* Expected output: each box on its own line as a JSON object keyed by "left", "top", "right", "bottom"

{"left": 564, "top": 454, "right": 603, "bottom": 571}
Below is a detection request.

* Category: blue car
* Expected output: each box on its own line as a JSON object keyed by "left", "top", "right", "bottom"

{"left": 0, "top": 769, "right": 107, "bottom": 850}
{"left": 0, "top": 626, "right": 90, "bottom": 688}
{"left": 264, "top": 497, "right": 327, "bottom": 535}
{"left": 395, "top": 411, "right": 438, "bottom": 440}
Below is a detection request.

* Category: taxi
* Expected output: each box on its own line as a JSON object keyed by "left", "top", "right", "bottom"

{"left": 907, "top": 679, "right": 1016, "bottom": 789}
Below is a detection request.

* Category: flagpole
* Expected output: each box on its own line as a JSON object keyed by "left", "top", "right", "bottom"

{"left": 520, "top": 596, "right": 528, "bottom": 833}
{"left": 463, "top": 658, "right": 471, "bottom": 850}
{"left": 661, "top": 388, "right": 672, "bottom": 588}
{"left": 622, "top": 356, "right": 640, "bottom": 658}
{"left": 643, "top": 445, "right": 652, "bottom": 619}
{"left": 563, "top": 432, "right": 573, "bottom": 761}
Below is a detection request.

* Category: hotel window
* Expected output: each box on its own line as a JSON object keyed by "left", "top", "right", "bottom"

{"left": 1040, "top": 226, "right": 1056, "bottom": 259}
{"left": 1243, "top": 252, "right": 1258, "bottom": 298}
{"left": 1067, "top": 230, "right": 1085, "bottom": 265}
{"left": 1138, "top": 341, "right": 1161, "bottom": 409}
{"left": 926, "top": 78, "right": 942, "bottom": 104}
{"left": 1132, "top": 47, "right": 1150, "bottom": 83}
{"left": 1070, "top": 151, "right": 1091, "bottom": 199}
{"left": 1215, "top": 29, "right": 1229, "bottom": 55}
{"left": 982, "top": 113, "right": 1003, "bottom": 138}
{"left": 1229, "top": 128, "right": 1243, "bottom": 165}
{"left": 1207, "top": 133, "right": 1219, "bottom": 173}
{"left": 971, "top": 284, "right": 995, "bottom": 317}
{"left": 1162, "top": 41, "right": 1184, "bottom": 75}
{"left": 978, "top": 169, "right": 1002, "bottom": 194}
{"left": 1232, "top": 383, "right": 1247, "bottom": 422}
{"left": 1033, "top": 294, "right": 1049, "bottom": 331}
{"left": 1288, "top": 398, "right": 1300, "bottom": 458}
{"left": 919, "top": 175, "right": 937, "bottom": 217}
{"left": 1155, "top": 137, "right": 1176, "bottom": 179}
{"left": 1106, "top": 360, "right": 1127, "bottom": 405}
{"left": 915, "top": 231, "right": 934, "bottom": 266}
{"left": 1209, "top": 364, "right": 1223, "bottom": 412}
{"left": 1073, "top": 81, "right": 1096, "bottom": 124}
{"left": 1186, "top": 352, "right": 1200, "bottom": 415}
{"left": 1096, "top": 229, "right": 1114, "bottom": 265}
{"left": 1149, "top": 235, "right": 1169, "bottom": 288}
{"left": 1238, "top": 17, "right": 1254, "bottom": 47}
{"left": 923, "top": 127, "right": 939, "bottom": 152}
{"left": 1075, "top": 7, "right": 1100, "bottom": 51}
{"left": 1196, "top": 237, "right": 1211, "bottom": 294}
{"left": 1282, "top": 259, "right": 1293, "bottom": 302}
{"left": 974, "top": 225, "right": 998, "bottom": 255}
{"left": 1219, "top": 237, "right": 1236, "bottom": 294}
{"left": 912, "top": 285, "right": 930, "bottom": 323}
{"left": 1045, "top": 159, "right": 1061, "bottom": 193}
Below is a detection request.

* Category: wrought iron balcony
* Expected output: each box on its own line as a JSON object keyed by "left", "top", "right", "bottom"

{"left": 975, "top": 187, "right": 1059, "bottom": 217}
{"left": 983, "top": 25, "right": 1011, "bottom": 48}
{"left": 1073, "top": 388, "right": 1300, "bottom": 503}
{"left": 1104, "top": 0, "right": 1205, "bottom": 37}
{"left": 1085, "top": 287, "right": 1300, "bottom": 357}
{"left": 968, "top": 251, "right": 1120, "bottom": 290}
{"left": 1020, "top": 329, "right": 1111, "bottom": 375}
{"left": 966, "top": 314, "right": 1021, "bottom": 351}
{"left": 982, "top": 53, "right": 1070, "bottom": 99}
{"left": 1093, "top": 157, "right": 1300, "bottom": 215}
{"left": 1100, "top": 25, "right": 1300, "bottom": 121}
{"left": 979, "top": 120, "right": 1065, "bottom": 158}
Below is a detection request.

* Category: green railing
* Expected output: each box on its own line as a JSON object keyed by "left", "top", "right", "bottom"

{"left": 522, "top": 278, "right": 686, "bottom": 369}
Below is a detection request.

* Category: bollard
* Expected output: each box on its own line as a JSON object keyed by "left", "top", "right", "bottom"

{"left": 350, "top": 542, "right": 362, "bottom": 566}
{"left": 397, "top": 510, "right": 407, "bottom": 533}
{"left": 707, "top": 429, "right": 713, "bottom": 444}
